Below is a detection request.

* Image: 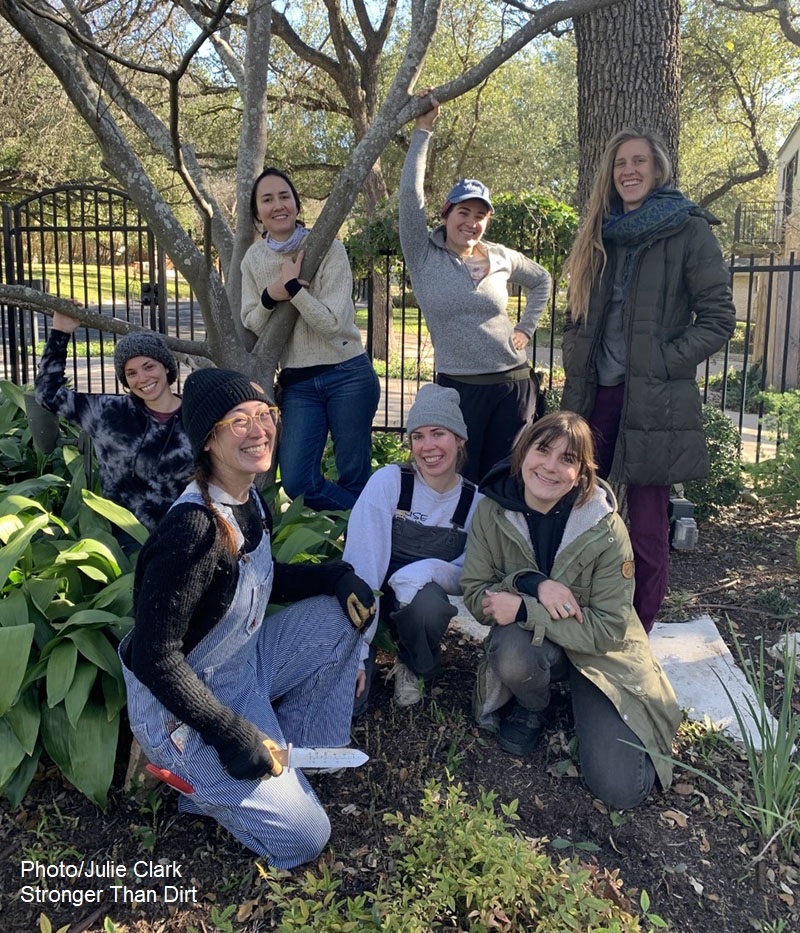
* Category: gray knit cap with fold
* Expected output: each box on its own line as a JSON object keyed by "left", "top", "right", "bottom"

{"left": 114, "top": 331, "right": 178, "bottom": 387}
{"left": 406, "top": 383, "right": 468, "bottom": 440}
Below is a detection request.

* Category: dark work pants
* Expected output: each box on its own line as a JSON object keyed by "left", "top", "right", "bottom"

{"left": 437, "top": 372, "right": 537, "bottom": 484}
{"left": 588, "top": 384, "right": 670, "bottom": 632}
{"left": 352, "top": 583, "right": 457, "bottom": 718}
{"left": 390, "top": 582, "right": 457, "bottom": 678}
{"left": 488, "top": 623, "right": 656, "bottom": 810}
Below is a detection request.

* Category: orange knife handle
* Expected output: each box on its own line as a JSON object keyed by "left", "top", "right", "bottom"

{"left": 145, "top": 763, "right": 195, "bottom": 794}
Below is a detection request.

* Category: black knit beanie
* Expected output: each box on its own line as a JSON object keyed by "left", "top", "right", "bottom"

{"left": 182, "top": 368, "right": 270, "bottom": 457}
{"left": 114, "top": 331, "right": 178, "bottom": 387}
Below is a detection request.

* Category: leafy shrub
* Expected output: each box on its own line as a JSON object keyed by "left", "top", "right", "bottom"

{"left": 489, "top": 191, "right": 578, "bottom": 272}
{"left": 262, "top": 779, "right": 651, "bottom": 931}
{"left": 685, "top": 404, "right": 743, "bottom": 521}
{"left": 745, "top": 389, "right": 800, "bottom": 511}
{"left": 701, "top": 363, "right": 763, "bottom": 414}
{"left": 0, "top": 381, "right": 140, "bottom": 809}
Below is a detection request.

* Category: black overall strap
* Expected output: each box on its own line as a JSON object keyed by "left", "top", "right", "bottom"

{"left": 396, "top": 463, "right": 476, "bottom": 531}
{"left": 450, "top": 480, "right": 477, "bottom": 530}
{"left": 396, "top": 463, "right": 416, "bottom": 513}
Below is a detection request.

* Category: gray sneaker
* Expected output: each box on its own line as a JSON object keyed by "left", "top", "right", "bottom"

{"left": 393, "top": 662, "right": 423, "bottom": 707}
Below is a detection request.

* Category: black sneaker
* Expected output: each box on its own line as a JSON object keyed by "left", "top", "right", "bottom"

{"left": 497, "top": 702, "right": 546, "bottom": 756}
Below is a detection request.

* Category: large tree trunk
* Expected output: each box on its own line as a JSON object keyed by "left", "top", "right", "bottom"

{"left": 574, "top": 0, "right": 681, "bottom": 209}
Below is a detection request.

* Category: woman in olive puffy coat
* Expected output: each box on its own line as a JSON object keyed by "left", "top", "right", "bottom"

{"left": 561, "top": 127, "right": 736, "bottom": 631}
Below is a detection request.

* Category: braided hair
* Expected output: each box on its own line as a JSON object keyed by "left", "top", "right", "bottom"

{"left": 193, "top": 450, "right": 240, "bottom": 557}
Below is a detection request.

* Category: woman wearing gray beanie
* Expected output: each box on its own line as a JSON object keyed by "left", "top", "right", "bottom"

{"left": 34, "top": 311, "right": 193, "bottom": 541}
{"left": 343, "top": 383, "right": 484, "bottom": 711}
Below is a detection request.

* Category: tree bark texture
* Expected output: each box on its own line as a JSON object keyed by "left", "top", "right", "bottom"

{"left": 574, "top": 0, "right": 681, "bottom": 209}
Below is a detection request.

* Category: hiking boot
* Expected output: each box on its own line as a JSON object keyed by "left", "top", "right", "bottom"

{"left": 497, "top": 702, "right": 546, "bottom": 756}
{"left": 393, "top": 662, "right": 424, "bottom": 707}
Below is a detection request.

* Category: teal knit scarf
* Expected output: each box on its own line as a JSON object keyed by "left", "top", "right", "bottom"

{"left": 602, "top": 187, "right": 697, "bottom": 247}
{"left": 602, "top": 187, "right": 697, "bottom": 298}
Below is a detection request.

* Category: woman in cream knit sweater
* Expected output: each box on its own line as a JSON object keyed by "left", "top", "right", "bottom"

{"left": 241, "top": 168, "right": 379, "bottom": 512}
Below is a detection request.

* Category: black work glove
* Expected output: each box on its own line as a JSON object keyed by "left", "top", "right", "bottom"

{"left": 515, "top": 571, "right": 548, "bottom": 598}
{"left": 216, "top": 720, "right": 278, "bottom": 781}
{"left": 334, "top": 570, "right": 376, "bottom": 631}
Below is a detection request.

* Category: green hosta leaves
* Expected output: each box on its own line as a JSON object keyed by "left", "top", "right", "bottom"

{"left": 6, "top": 687, "right": 41, "bottom": 755}
{"left": 0, "top": 513, "right": 50, "bottom": 587}
{"left": 0, "top": 623, "right": 35, "bottom": 715}
{"left": 82, "top": 490, "right": 149, "bottom": 546}
{"left": 1, "top": 383, "right": 131, "bottom": 809}
{"left": 2, "top": 744, "right": 41, "bottom": 809}
{"left": 0, "top": 719, "right": 27, "bottom": 787}
{"left": 64, "top": 625, "right": 122, "bottom": 678}
{"left": 46, "top": 639, "right": 78, "bottom": 708}
{"left": 0, "top": 587, "right": 30, "bottom": 626}
{"left": 64, "top": 662, "right": 97, "bottom": 728}
{"left": 44, "top": 700, "right": 119, "bottom": 809}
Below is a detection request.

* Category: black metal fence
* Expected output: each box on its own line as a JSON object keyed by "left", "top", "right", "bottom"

{"left": 733, "top": 201, "right": 785, "bottom": 249}
{"left": 2, "top": 185, "right": 798, "bottom": 463}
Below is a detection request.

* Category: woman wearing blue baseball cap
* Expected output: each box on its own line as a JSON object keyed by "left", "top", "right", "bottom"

{"left": 399, "top": 94, "right": 552, "bottom": 483}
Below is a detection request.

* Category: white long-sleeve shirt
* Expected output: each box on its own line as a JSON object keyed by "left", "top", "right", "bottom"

{"left": 343, "top": 463, "right": 484, "bottom": 665}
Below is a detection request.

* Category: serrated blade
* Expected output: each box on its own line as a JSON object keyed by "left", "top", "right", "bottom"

{"left": 273, "top": 744, "right": 369, "bottom": 770}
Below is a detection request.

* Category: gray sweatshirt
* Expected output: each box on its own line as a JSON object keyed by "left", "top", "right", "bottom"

{"left": 399, "top": 129, "right": 552, "bottom": 376}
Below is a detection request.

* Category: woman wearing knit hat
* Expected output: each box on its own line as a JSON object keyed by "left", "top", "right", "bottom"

{"left": 34, "top": 311, "right": 193, "bottom": 541}
{"left": 343, "top": 383, "right": 484, "bottom": 710}
{"left": 399, "top": 94, "right": 552, "bottom": 483}
{"left": 240, "top": 167, "right": 380, "bottom": 513}
{"left": 120, "top": 367, "right": 375, "bottom": 867}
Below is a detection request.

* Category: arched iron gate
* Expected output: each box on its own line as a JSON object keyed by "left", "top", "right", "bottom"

{"left": 1, "top": 185, "right": 170, "bottom": 387}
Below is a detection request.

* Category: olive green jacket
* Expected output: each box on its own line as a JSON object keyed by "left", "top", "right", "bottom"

{"left": 461, "top": 482, "right": 681, "bottom": 789}
{"left": 561, "top": 212, "right": 736, "bottom": 485}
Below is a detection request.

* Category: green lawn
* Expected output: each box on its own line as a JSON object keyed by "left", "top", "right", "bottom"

{"left": 29, "top": 263, "right": 193, "bottom": 304}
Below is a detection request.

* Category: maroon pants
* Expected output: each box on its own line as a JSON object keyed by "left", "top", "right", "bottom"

{"left": 588, "top": 385, "right": 669, "bottom": 632}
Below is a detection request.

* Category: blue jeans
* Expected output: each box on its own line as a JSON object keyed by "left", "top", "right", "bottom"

{"left": 279, "top": 354, "right": 380, "bottom": 512}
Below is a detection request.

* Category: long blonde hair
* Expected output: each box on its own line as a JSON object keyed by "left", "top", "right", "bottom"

{"left": 566, "top": 127, "right": 673, "bottom": 322}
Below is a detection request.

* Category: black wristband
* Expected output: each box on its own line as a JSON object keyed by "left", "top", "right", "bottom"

{"left": 261, "top": 287, "right": 277, "bottom": 309}
{"left": 285, "top": 278, "right": 302, "bottom": 298}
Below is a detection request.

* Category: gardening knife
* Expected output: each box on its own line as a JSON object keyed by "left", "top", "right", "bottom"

{"left": 145, "top": 743, "right": 368, "bottom": 794}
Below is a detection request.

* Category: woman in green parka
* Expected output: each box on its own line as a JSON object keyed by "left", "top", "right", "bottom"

{"left": 461, "top": 412, "right": 680, "bottom": 809}
{"left": 561, "top": 127, "right": 736, "bottom": 632}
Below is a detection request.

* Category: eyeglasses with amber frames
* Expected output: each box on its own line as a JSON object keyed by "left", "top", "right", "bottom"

{"left": 215, "top": 407, "right": 279, "bottom": 437}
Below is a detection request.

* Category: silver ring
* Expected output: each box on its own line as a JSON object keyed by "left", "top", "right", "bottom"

{"left": 563, "top": 603, "right": 572, "bottom": 612}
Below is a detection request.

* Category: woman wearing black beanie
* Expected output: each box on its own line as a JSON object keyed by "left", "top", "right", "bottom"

{"left": 120, "top": 367, "right": 375, "bottom": 868}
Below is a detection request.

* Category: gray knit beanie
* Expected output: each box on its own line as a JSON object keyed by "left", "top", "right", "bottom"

{"left": 114, "top": 331, "right": 178, "bottom": 387}
{"left": 406, "top": 383, "right": 468, "bottom": 439}
{"left": 182, "top": 368, "right": 270, "bottom": 457}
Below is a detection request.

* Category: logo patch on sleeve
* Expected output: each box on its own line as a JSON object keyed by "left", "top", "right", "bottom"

{"left": 621, "top": 560, "right": 634, "bottom": 579}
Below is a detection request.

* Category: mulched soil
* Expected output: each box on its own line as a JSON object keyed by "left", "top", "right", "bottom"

{"left": 1, "top": 503, "right": 799, "bottom": 932}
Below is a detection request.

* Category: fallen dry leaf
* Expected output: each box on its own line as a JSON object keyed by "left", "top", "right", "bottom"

{"left": 688, "top": 876, "right": 704, "bottom": 895}
{"left": 661, "top": 809, "right": 689, "bottom": 828}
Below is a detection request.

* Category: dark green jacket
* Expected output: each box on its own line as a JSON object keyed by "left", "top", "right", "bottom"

{"left": 462, "top": 481, "right": 681, "bottom": 789}
{"left": 561, "top": 212, "right": 735, "bottom": 485}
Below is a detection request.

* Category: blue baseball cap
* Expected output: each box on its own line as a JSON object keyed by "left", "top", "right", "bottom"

{"left": 441, "top": 179, "right": 493, "bottom": 216}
